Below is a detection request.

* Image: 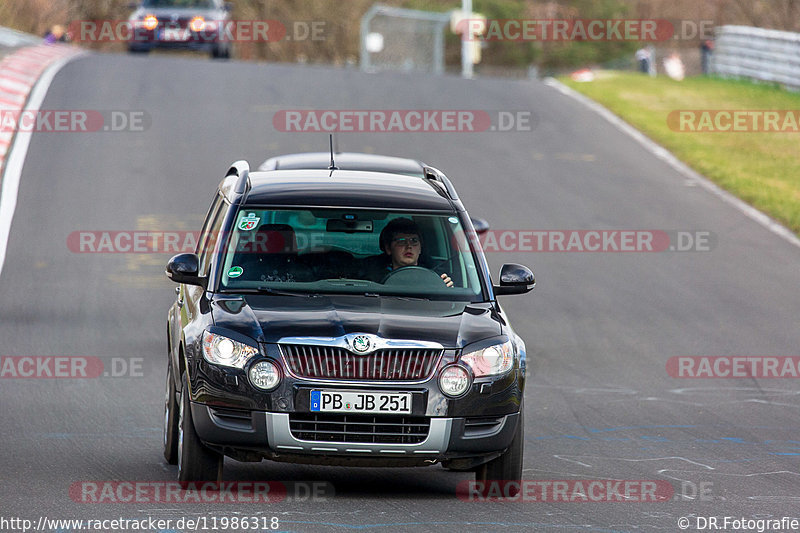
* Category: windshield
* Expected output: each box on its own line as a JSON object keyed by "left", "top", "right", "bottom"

{"left": 142, "top": 0, "right": 214, "bottom": 8}
{"left": 216, "top": 208, "right": 484, "bottom": 301}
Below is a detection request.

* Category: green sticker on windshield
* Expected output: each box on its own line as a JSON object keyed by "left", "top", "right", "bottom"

{"left": 238, "top": 213, "right": 260, "bottom": 231}
{"left": 228, "top": 266, "right": 244, "bottom": 278}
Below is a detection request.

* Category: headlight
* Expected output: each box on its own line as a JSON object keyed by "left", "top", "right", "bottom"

{"left": 439, "top": 365, "right": 471, "bottom": 397}
{"left": 461, "top": 339, "right": 515, "bottom": 377}
{"left": 249, "top": 360, "right": 281, "bottom": 390}
{"left": 190, "top": 16, "right": 205, "bottom": 32}
{"left": 202, "top": 331, "right": 258, "bottom": 368}
{"left": 142, "top": 15, "right": 158, "bottom": 30}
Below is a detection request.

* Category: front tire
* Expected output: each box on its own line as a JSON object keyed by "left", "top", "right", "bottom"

{"left": 162, "top": 361, "right": 179, "bottom": 464}
{"left": 474, "top": 406, "right": 524, "bottom": 495}
{"left": 128, "top": 45, "right": 150, "bottom": 54}
{"left": 177, "top": 373, "right": 223, "bottom": 482}
{"left": 211, "top": 42, "right": 230, "bottom": 59}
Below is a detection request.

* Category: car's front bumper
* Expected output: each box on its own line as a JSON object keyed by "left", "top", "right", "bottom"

{"left": 128, "top": 32, "right": 220, "bottom": 51}
{"left": 183, "top": 339, "right": 524, "bottom": 466}
{"left": 190, "top": 401, "right": 521, "bottom": 466}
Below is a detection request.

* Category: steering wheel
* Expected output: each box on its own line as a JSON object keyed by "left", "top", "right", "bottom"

{"left": 428, "top": 257, "right": 455, "bottom": 275}
{"left": 381, "top": 266, "right": 446, "bottom": 286}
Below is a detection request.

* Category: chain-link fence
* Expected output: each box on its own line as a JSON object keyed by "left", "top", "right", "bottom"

{"left": 360, "top": 4, "right": 449, "bottom": 75}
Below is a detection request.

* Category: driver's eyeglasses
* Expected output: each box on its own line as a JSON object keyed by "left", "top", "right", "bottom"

{"left": 392, "top": 237, "right": 421, "bottom": 247}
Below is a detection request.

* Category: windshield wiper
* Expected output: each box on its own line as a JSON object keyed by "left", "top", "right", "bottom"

{"left": 366, "top": 293, "right": 431, "bottom": 301}
{"left": 222, "top": 287, "right": 317, "bottom": 297}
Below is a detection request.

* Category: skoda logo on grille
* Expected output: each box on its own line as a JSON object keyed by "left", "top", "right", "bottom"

{"left": 351, "top": 335, "right": 372, "bottom": 354}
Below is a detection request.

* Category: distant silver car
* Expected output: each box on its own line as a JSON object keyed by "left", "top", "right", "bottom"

{"left": 127, "top": 0, "right": 232, "bottom": 58}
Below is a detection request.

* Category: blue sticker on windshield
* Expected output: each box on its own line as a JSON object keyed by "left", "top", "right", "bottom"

{"left": 448, "top": 217, "right": 459, "bottom": 224}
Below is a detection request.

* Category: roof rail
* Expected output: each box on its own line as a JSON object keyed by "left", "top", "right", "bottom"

{"left": 422, "top": 166, "right": 458, "bottom": 200}
{"left": 226, "top": 160, "right": 251, "bottom": 195}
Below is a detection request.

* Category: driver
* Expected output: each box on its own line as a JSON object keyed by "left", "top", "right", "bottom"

{"left": 366, "top": 218, "right": 453, "bottom": 287}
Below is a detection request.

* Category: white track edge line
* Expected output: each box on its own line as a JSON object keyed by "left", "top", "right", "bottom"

{"left": 542, "top": 76, "right": 800, "bottom": 251}
{"left": 0, "top": 52, "right": 85, "bottom": 278}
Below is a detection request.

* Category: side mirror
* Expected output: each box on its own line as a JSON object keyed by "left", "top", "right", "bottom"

{"left": 470, "top": 217, "right": 490, "bottom": 235}
{"left": 493, "top": 263, "right": 535, "bottom": 295}
{"left": 166, "top": 253, "right": 206, "bottom": 287}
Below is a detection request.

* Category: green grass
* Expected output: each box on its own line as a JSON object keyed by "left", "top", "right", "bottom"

{"left": 560, "top": 72, "right": 800, "bottom": 236}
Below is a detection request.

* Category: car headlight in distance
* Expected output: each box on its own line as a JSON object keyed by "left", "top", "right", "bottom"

{"left": 143, "top": 14, "right": 158, "bottom": 30}
{"left": 439, "top": 365, "right": 471, "bottom": 397}
{"left": 190, "top": 16, "right": 205, "bottom": 32}
{"left": 202, "top": 331, "right": 258, "bottom": 368}
{"left": 461, "top": 339, "right": 515, "bottom": 377}
{"left": 249, "top": 360, "right": 281, "bottom": 390}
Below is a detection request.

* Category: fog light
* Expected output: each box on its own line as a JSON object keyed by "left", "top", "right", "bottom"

{"left": 439, "top": 365, "right": 471, "bottom": 397}
{"left": 249, "top": 360, "right": 281, "bottom": 390}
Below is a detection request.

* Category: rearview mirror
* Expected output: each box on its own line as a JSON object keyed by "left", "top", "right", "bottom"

{"left": 493, "top": 263, "right": 534, "bottom": 295}
{"left": 165, "top": 253, "right": 206, "bottom": 288}
{"left": 470, "top": 217, "right": 489, "bottom": 235}
{"left": 326, "top": 219, "right": 374, "bottom": 233}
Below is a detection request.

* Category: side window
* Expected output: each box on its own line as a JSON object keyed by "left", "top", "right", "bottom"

{"left": 196, "top": 193, "right": 223, "bottom": 255}
{"left": 197, "top": 195, "right": 227, "bottom": 276}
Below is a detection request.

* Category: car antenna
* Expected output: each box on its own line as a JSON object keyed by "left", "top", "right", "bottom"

{"left": 328, "top": 134, "right": 338, "bottom": 173}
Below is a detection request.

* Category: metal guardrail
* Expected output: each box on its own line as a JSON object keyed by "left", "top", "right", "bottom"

{"left": 0, "top": 26, "right": 40, "bottom": 49}
{"left": 711, "top": 25, "right": 800, "bottom": 89}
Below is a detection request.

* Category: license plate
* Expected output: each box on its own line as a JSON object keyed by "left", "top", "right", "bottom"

{"left": 159, "top": 28, "right": 189, "bottom": 41}
{"left": 310, "top": 390, "right": 412, "bottom": 414}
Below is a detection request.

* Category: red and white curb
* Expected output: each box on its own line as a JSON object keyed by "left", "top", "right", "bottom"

{"left": 0, "top": 44, "right": 83, "bottom": 171}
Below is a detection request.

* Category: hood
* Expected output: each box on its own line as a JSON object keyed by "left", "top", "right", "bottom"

{"left": 210, "top": 294, "right": 502, "bottom": 349}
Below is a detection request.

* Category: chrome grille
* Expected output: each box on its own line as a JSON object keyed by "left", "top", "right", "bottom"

{"left": 290, "top": 414, "right": 430, "bottom": 444}
{"left": 281, "top": 345, "right": 442, "bottom": 381}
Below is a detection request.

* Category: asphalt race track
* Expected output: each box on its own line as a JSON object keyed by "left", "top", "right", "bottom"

{"left": 1, "top": 52, "right": 799, "bottom": 532}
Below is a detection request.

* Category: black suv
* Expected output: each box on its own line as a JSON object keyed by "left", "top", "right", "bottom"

{"left": 127, "top": 0, "right": 232, "bottom": 58}
{"left": 164, "top": 152, "right": 535, "bottom": 488}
